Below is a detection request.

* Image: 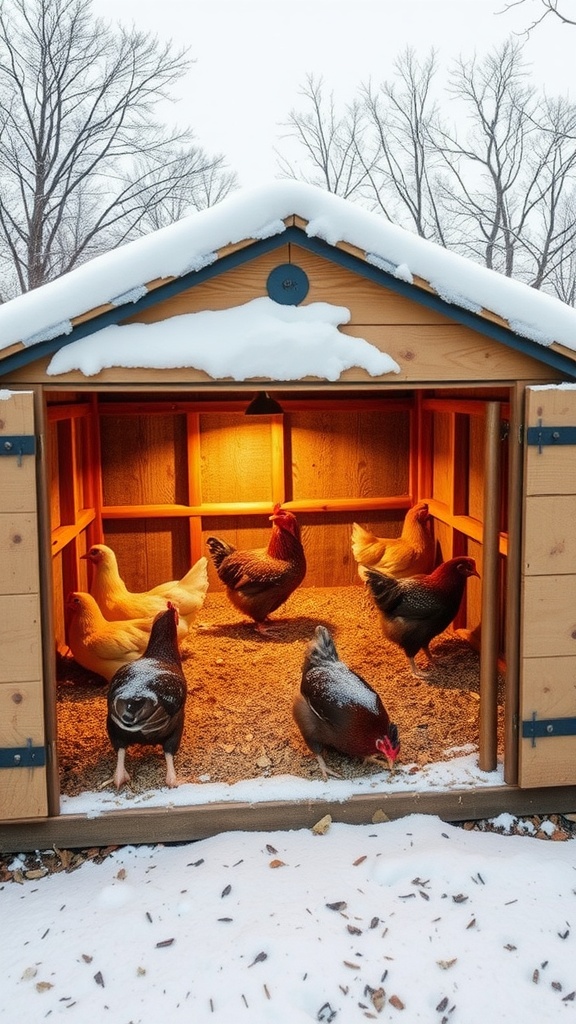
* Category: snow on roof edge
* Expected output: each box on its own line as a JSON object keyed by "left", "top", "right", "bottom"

{"left": 0, "top": 180, "right": 576, "bottom": 355}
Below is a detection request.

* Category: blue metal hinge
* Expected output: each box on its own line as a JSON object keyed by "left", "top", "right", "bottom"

{"left": 522, "top": 713, "right": 576, "bottom": 747}
{"left": 526, "top": 422, "right": 576, "bottom": 453}
{"left": 0, "top": 739, "right": 46, "bottom": 769}
{"left": 0, "top": 434, "right": 36, "bottom": 466}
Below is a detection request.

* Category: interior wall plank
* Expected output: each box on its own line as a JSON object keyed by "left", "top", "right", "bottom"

{"left": 200, "top": 414, "right": 274, "bottom": 504}
{"left": 101, "top": 414, "right": 188, "bottom": 506}
{"left": 103, "top": 519, "right": 191, "bottom": 591}
{"left": 291, "top": 410, "right": 409, "bottom": 501}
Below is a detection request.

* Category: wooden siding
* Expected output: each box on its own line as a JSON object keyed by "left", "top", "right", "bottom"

{"left": 1, "top": 248, "right": 562, "bottom": 389}
{"left": 519, "top": 386, "right": 576, "bottom": 788}
{"left": 0, "top": 390, "right": 47, "bottom": 820}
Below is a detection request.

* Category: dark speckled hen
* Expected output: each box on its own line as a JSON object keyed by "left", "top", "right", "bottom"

{"left": 206, "top": 504, "right": 306, "bottom": 632}
{"left": 293, "top": 625, "right": 400, "bottom": 780}
{"left": 364, "top": 556, "right": 480, "bottom": 678}
{"left": 106, "top": 604, "right": 186, "bottom": 789}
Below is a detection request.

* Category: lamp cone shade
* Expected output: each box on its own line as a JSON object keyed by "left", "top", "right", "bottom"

{"left": 244, "top": 391, "right": 284, "bottom": 415}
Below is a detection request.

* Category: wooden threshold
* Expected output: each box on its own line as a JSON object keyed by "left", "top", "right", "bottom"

{"left": 2, "top": 785, "right": 576, "bottom": 853}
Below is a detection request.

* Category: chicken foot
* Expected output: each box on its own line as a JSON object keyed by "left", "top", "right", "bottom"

{"left": 314, "top": 753, "right": 342, "bottom": 781}
{"left": 409, "top": 645, "right": 435, "bottom": 678}
{"left": 164, "top": 752, "right": 179, "bottom": 788}
{"left": 113, "top": 747, "right": 131, "bottom": 789}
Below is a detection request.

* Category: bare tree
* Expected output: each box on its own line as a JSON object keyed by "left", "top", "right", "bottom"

{"left": 276, "top": 74, "right": 372, "bottom": 199}
{"left": 432, "top": 41, "right": 576, "bottom": 288}
{"left": 0, "top": 0, "right": 237, "bottom": 298}
{"left": 500, "top": 0, "right": 576, "bottom": 31}
{"left": 278, "top": 39, "right": 576, "bottom": 302}
{"left": 359, "top": 49, "right": 450, "bottom": 244}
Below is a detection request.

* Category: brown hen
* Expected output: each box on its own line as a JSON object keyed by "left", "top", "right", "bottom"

{"left": 206, "top": 504, "right": 306, "bottom": 632}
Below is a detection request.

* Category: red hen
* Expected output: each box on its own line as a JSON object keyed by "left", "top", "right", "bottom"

{"left": 364, "top": 556, "right": 480, "bottom": 677}
{"left": 206, "top": 504, "right": 306, "bottom": 632}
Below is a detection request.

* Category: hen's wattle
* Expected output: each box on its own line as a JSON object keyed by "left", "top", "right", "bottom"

{"left": 364, "top": 556, "right": 480, "bottom": 677}
{"left": 206, "top": 504, "right": 306, "bottom": 631}
{"left": 106, "top": 604, "right": 187, "bottom": 789}
{"left": 293, "top": 625, "right": 400, "bottom": 779}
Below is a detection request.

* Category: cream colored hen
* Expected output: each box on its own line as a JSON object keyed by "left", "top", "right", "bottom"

{"left": 67, "top": 591, "right": 157, "bottom": 683}
{"left": 82, "top": 544, "right": 209, "bottom": 632}
{"left": 351, "top": 501, "right": 434, "bottom": 580}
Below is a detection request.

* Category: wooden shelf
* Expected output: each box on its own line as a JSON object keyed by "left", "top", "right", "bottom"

{"left": 50, "top": 509, "right": 96, "bottom": 556}
{"left": 427, "top": 499, "right": 509, "bottom": 556}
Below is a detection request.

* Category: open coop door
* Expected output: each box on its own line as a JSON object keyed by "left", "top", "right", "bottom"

{"left": 0, "top": 390, "right": 48, "bottom": 819}
{"left": 519, "top": 384, "right": 576, "bottom": 787}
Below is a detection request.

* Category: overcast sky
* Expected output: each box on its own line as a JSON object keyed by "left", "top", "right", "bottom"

{"left": 91, "top": 0, "right": 573, "bottom": 188}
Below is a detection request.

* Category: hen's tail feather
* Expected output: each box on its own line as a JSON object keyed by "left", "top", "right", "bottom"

{"left": 351, "top": 522, "right": 370, "bottom": 554}
{"left": 176, "top": 555, "right": 209, "bottom": 591}
{"left": 364, "top": 567, "right": 402, "bottom": 611}
{"left": 304, "top": 624, "right": 339, "bottom": 669}
{"left": 206, "top": 536, "right": 235, "bottom": 570}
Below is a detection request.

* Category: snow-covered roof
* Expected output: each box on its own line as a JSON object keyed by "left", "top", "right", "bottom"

{"left": 1, "top": 181, "right": 575, "bottom": 376}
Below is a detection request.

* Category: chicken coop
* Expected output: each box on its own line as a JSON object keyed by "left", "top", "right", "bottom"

{"left": 1, "top": 182, "right": 576, "bottom": 852}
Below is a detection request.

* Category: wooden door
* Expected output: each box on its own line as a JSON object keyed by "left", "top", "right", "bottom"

{"left": 0, "top": 390, "right": 48, "bottom": 818}
{"left": 519, "top": 385, "right": 576, "bottom": 787}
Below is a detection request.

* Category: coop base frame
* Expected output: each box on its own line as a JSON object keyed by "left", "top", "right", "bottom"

{"left": 1, "top": 785, "right": 576, "bottom": 853}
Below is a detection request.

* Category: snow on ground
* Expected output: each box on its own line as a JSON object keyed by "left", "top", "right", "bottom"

{"left": 2, "top": 813, "right": 575, "bottom": 1023}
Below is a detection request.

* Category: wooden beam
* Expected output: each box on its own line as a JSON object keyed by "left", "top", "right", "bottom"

{"left": 503, "top": 384, "right": 524, "bottom": 785}
{"left": 270, "top": 417, "right": 286, "bottom": 503}
{"left": 98, "top": 495, "right": 416, "bottom": 519}
{"left": 423, "top": 397, "right": 510, "bottom": 418}
{"left": 88, "top": 394, "right": 104, "bottom": 543}
{"left": 46, "top": 404, "right": 92, "bottom": 422}
{"left": 32, "top": 385, "right": 60, "bottom": 818}
{"left": 186, "top": 412, "right": 203, "bottom": 559}
{"left": 479, "top": 402, "right": 501, "bottom": 771}
{"left": 427, "top": 500, "right": 508, "bottom": 555}
{"left": 50, "top": 510, "right": 96, "bottom": 556}
{"left": 95, "top": 397, "right": 414, "bottom": 416}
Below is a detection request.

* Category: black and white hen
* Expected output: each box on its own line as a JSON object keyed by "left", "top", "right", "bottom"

{"left": 106, "top": 603, "right": 187, "bottom": 789}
